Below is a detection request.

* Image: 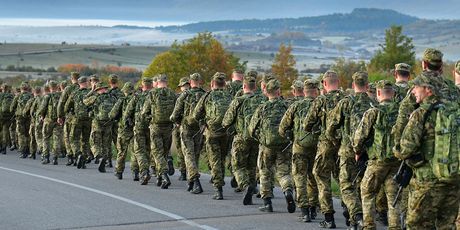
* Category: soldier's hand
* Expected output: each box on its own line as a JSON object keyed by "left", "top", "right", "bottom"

{"left": 355, "top": 154, "right": 360, "bottom": 162}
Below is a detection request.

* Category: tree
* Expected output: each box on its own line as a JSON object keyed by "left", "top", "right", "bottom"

{"left": 331, "top": 58, "right": 366, "bottom": 89}
{"left": 143, "top": 32, "right": 242, "bottom": 88}
{"left": 271, "top": 43, "right": 298, "bottom": 91}
{"left": 368, "top": 25, "right": 415, "bottom": 73}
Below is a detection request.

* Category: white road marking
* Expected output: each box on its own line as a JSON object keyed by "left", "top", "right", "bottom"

{"left": 0, "top": 166, "right": 218, "bottom": 230}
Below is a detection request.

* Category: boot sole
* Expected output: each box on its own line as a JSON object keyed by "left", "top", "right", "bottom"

{"left": 285, "top": 192, "right": 296, "bottom": 213}
{"left": 243, "top": 187, "right": 254, "bottom": 205}
{"left": 167, "top": 159, "right": 175, "bottom": 176}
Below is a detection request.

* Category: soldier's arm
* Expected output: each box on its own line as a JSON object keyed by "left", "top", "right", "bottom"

{"left": 191, "top": 92, "right": 207, "bottom": 123}
{"left": 124, "top": 95, "right": 137, "bottom": 119}
{"left": 22, "top": 98, "right": 33, "bottom": 117}
{"left": 325, "top": 99, "right": 346, "bottom": 140}
{"left": 141, "top": 92, "right": 152, "bottom": 117}
{"left": 37, "top": 96, "right": 49, "bottom": 118}
{"left": 10, "top": 95, "right": 19, "bottom": 113}
{"left": 278, "top": 103, "right": 296, "bottom": 138}
{"left": 64, "top": 95, "right": 74, "bottom": 114}
{"left": 170, "top": 92, "right": 186, "bottom": 124}
{"left": 398, "top": 109, "right": 426, "bottom": 160}
{"left": 109, "top": 98, "right": 123, "bottom": 120}
{"left": 82, "top": 94, "right": 98, "bottom": 106}
{"left": 392, "top": 92, "right": 417, "bottom": 149}
{"left": 248, "top": 105, "right": 263, "bottom": 139}
{"left": 353, "top": 108, "right": 377, "bottom": 154}
{"left": 222, "top": 98, "right": 241, "bottom": 129}
{"left": 303, "top": 97, "right": 322, "bottom": 132}
{"left": 57, "top": 87, "right": 71, "bottom": 118}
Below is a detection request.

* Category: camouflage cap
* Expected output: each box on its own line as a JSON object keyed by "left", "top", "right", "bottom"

{"left": 395, "top": 63, "right": 411, "bottom": 73}
{"left": 291, "top": 80, "right": 304, "bottom": 89}
{"left": 304, "top": 79, "right": 319, "bottom": 89}
{"left": 33, "top": 86, "right": 41, "bottom": 93}
{"left": 243, "top": 74, "right": 257, "bottom": 83}
{"left": 142, "top": 77, "right": 153, "bottom": 84}
{"left": 246, "top": 70, "right": 258, "bottom": 79}
{"left": 322, "top": 70, "right": 339, "bottom": 80}
{"left": 48, "top": 80, "right": 58, "bottom": 88}
{"left": 368, "top": 82, "right": 376, "bottom": 93}
{"left": 233, "top": 68, "right": 244, "bottom": 74}
{"left": 411, "top": 72, "right": 435, "bottom": 89}
{"left": 94, "top": 82, "right": 109, "bottom": 91}
{"left": 212, "top": 72, "right": 227, "bottom": 83}
{"left": 261, "top": 73, "right": 276, "bottom": 84}
{"left": 265, "top": 79, "right": 280, "bottom": 92}
{"left": 89, "top": 74, "right": 99, "bottom": 82}
{"left": 109, "top": 74, "right": 119, "bottom": 83}
{"left": 60, "top": 80, "right": 68, "bottom": 88}
{"left": 70, "top": 72, "right": 80, "bottom": 79}
{"left": 20, "top": 82, "right": 30, "bottom": 90}
{"left": 375, "top": 80, "right": 394, "bottom": 90}
{"left": 178, "top": 77, "right": 190, "bottom": 87}
{"left": 78, "top": 76, "right": 88, "bottom": 83}
{"left": 43, "top": 85, "right": 50, "bottom": 91}
{"left": 156, "top": 73, "right": 167, "bottom": 82}
{"left": 352, "top": 71, "right": 368, "bottom": 85}
{"left": 422, "top": 48, "right": 443, "bottom": 66}
{"left": 121, "top": 82, "right": 134, "bottom": 94}
{"left": 455, "top": 60, "right": 460, "bottom": 74}
{"left": 190, "top": 73, "right": 202, "bottom": 81}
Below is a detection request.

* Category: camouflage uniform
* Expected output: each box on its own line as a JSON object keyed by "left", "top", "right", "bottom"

{"left": 57, "top": 78, "right": 80, "bottom": 159}
{"left": 397, "top": 81, "right": 460, "bottom": 230}
{"left": 222, "top": 75, "right": 267, "bottom": 202}
{"left": 249, "top": 79, "right": 294, "bottom": 212}
{"left": 107, "top": 75, "right": 124, "bottom": 161}
{"left": 124, "top": 78, "right": 153, "bottom": 183}
{"left": 10, "top": 83, "right": 33, "bottom": 157}
{"left": 0, "top": 85, "right": 14, "bottom": 154}
{"left": 303, "top": 71, "right": 345, "bottom": 224}
{"left": 353, "top": 81, "right": 401, "bottom": 230}
{"left": 64, "top": 79, "right": 91, "bottom": 165}
{"left": 173, "top": 77, "right": 190, "bottom": 178}
{"left": 170, "top": 74, "right": 206, "bottom": 186}
{"left": 325, "top": 72, "right": 374, "bottom": 226}
{"left": 142, "top": 75, "right": 176, "bottom": 188}
{"left": 279, "top": 79, "right": 320, "bottom": 216}
{"left": 192, "top": 73, "right": 232, "bottom": 198}
{"left": 110, "top": 83, "right": 138, "bottom": 176}
{"left": 38, "top": 82, "right": 64, "bottom": 162}
{"left": 226, "top": 79, "right": 243, "bottom": 98}
{"left": 83, "top": 83, "right": 117, "bottom": 170}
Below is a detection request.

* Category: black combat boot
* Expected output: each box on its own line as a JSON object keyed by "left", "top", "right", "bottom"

{"left": 284, "top": 189, "right": 296, "bottom": 213}
{"left": 52, "top": 156, "right": 58, "bottom": 165}
{"left": 86, "top": 155, "right": 93, "bottom": 164}
{"left": 161, "top": 173, "right": 171, "bottom": 189}
{"left": 107, "top": 159, "right": 113, "bottom": 168}
{"left": 9, "top": 145, "right": 16, "bottom": 151}
{"left": 190, "top": 178, "right": 203, "bottom": 194}
{"left": 187, "top": 181, "right": 194, "bottom": 192}
{"left": 376, "top": 211, "right": 388, "bottom": 226}
{"left": 343, "top": 205, "right": 351, "bottom": 227}
{"left": 20, "top": 151, "right": 28, "bottom": 158}
{"left": 319, "top": 213, "right": 336, "bottom": 229}
{"left": 348, "top": 213, "right": 363, "bottom": 230}
{"left": 259, "top": 198, "right": 273, "bottom": 212}
{"left": 167, "top": 156, "right": 175, "bottom": 176}
{"left": 310, "top": 206, "right": 317, "bottom": 220}
{"left": 98, "top": 158, "right": 106, "bottom": 173}
{"left": 76, "top": 155, "right": 84, "bottom": 169}
{"left": 212, "top": 186, "right": 223, "bottom": 200}
{"left": 178, "top": 171, "right": 187, "bottom": 181}
{"left": 156, "top": 174, "right": 163, "bottom": 187}
{"left": 230, "top": 176, "right": 238, "bottom": 188}
{"left": 66, "top": 156, "right": 74, "bottom": 166}
{"left": 132, "top": 171, "right": 140, "bottom": 181}
{"left": 60, "top": 152, "right": 66, "bottom": 158}
{"left": 243, "top": 185, "right": 254, "bottom": 205}
{"left": 1, "top": 147, "right": 6, "bottom": 154}
{"left": 114, "top": 172, "right": 123, "bottom": 180}
{"left": 30, "top": 152, "right": 36, "bottom": 159}
{"left": 140, "top": 171, "right": 151, "bottom": 185}
{"left": 301, "top": 207, "right": 312, "bottom": 222}
{"left": 94, "top": 156, "right": 100, "bottom": 164}
{"left": 41, "top": 155, "right": 50, "bottom": 164}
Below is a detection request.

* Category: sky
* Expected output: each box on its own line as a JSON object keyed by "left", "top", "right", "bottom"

{"left": 0, "top": 0, "right": 458, "bottom": 26}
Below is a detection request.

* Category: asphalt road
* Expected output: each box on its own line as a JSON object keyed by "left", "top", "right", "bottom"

{"left": 0, "top": 150, "right": 351, "bottom": 230}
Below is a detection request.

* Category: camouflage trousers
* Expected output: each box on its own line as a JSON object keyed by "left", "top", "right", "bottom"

{"left": 338, "top": 144, "right": 363, "bottom": 223}
{"left": 112, "top": 122, "right": 118, "bottom": 156}
{"left": 133, "top": 126, "right": 151, "bottom": 175}
{"left": 173, "top": 126, "right": 185, "bottom": 173}
{"left": 9, "top": 120, "right": 17, "bottom": 147}
{"left": 42, "top": 119, "right": 63, "bottom": 158}
{"left": 292, "top": 143, "right": 319, "bottom": 209}
{"left": 149, "top": 124, "right": 173, "bottom": 176}
{"left": 90, "top": 120, "right": 112, "bottom": 160}
{"left": 70, "top": 119, "right": 91, "bottom": 158}
{"left": 376, "top": 187, "right": 388, "bottom": 214}
{"left": 180, "top": 127, "right": 203, "bottom": 183}
{"left": 231, "top": 134, "right": 258, "bottom": 189}
{"left": 406, "top": 179, "right": 460, "bottom": 230}
{"left": 258, "top": 145, "right": 293, "bottom": 199}
{"left": 115, "top": 128, "right": 137, "bottom": 173}
{"left": 16, "top": 117, "right": 31, "bottom": 154}
{"left": 360, "top": 160, "right": 400, "bottom": 230}
{"left": 0, "top": 119, "right": 11, "bottom": 151}
{"left": 34, "top": 119, "right": 44, "bottom": 154}
{"left": 205, "top": 132, "right": 229, "bottom": 188}
{"left": 63, "top": 117, "right": 73, "bottom": 157}
{"left": 28, "top": 119, "right": 38, "bottom": 155}
{"left": 313, "top": 138, "right": 339, "bottom": 214}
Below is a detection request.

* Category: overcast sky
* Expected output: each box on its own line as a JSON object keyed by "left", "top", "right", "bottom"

{"left": 0, "top": 0, "right": 458, "bottom": 26}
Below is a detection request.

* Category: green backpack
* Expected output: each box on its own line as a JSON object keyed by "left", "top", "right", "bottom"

{"left": 95, "top": 93, "right": 116, "bottom": 121}
{"left": 205, "top": 90, "right": 232, "bottom": 132}
{"left": 259, "top": 100, "right": 289, "bottom": 147}
{"left": 1, "top": 94, "right": 13, "bottom": 117}
{"left": 368, "top": 102, "right": 399, "bottom": 161}
{"left": 151, "top": 88, "right": 176, "bottom": 124}
{"left": 431, "top": 101, "right": 460, "bottom": 181}
{"left": 15, "top": 93, "right": 33, "bottom": 117}
{"left": 295, "top": 98, "right": 319, "bottom": 148}
{"left": 343, "top": 95, "right": 373, "bottom": 143}
{"left": 46, "top": 93, "right": 60, "bottom": 120}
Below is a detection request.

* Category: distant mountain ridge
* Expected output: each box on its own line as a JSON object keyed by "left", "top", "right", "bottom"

{"left": 156, "top": 8, "right": 419, "bottom": 34}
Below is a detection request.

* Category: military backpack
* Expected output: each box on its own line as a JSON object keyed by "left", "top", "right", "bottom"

{"left": 150, "top": 88, "right": 176, "bottom": 124}
{"left": 259, "top": 100, "right": 289, "bottom": 147}
{"left": 368, "top": 102, "right": 399, "bottom": 161}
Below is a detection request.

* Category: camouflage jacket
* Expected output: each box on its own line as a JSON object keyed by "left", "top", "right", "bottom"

{"left": 222, "top": 92, "right": 267, "bottom": 139}
{"left": 303, "top": 89, "right": 345, "bottom": 141}
{"left": 142, "top": 87, "right": 177, "bottom": 126}
{"left": 57, "top": 83, "right": 79, "bottom": 118}
{"left": 23, "top": 95, "right": 40, "bottom": 121}
{"left": 109, "top": 93, "right": 133, "bottom": 131}
{"left": 394, "top": 82, "right": 410, "bottom": 103}
{"left": 326, "top": 92, "right": 375, "bottom": 149}
{"left": 226, "top": 80, "right": 242, "bottom": 98}
{"left": 10, "top": 92, "right": 33, "bottom": 119}
{"left": 279, "top": 96, "right": 319, "bottom": 146}
{"left": 170, "top": 87, "right": 206, "bottom": 130}
{"left": 0, "top": 92, "right": 14, "bottom": 119}
{"left": 83, "top": 91, "right": 117, "bottom": 122}
{"left": 192, "top": 88, "right": 232, "bottom": 136}
{"left": 38, "top": 92, "right": 61, "bottom": 121}
{"left": 124, "top": 90, "right": 151, "bottom": 130}
{"left": 285, "top": 96, "right": 304, "bottom": 106}
{"left": 108, "top": 87, "right": 124, "bottom": 101}
{"left": 64, "top": 88, "right": 91, "bottom": 121}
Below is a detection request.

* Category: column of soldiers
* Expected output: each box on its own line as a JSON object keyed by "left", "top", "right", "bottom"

{"left": 1, "top": 47, "right": 459, "bottom": 230}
